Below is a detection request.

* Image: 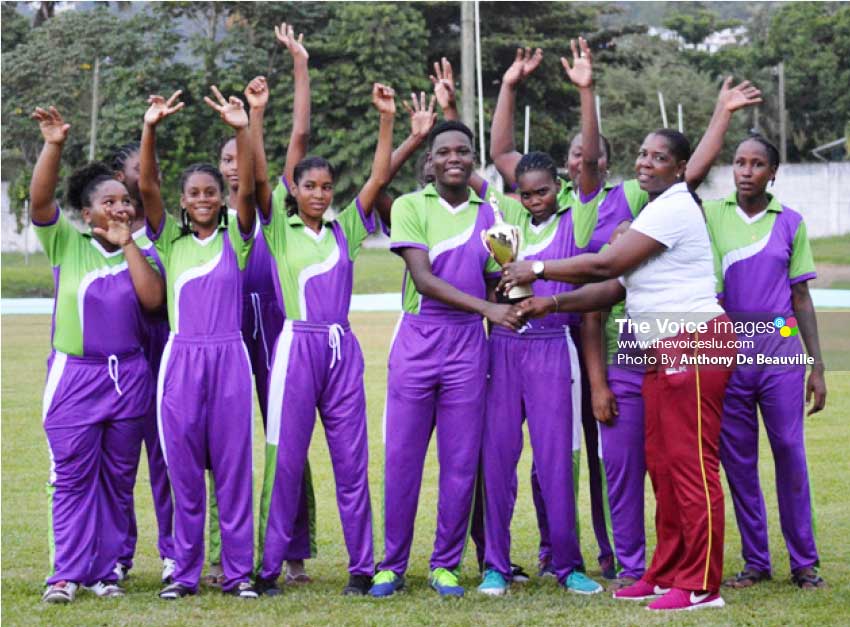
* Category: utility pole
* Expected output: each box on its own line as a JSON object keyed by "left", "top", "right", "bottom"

{"left": 88, "top": 57, "right": 100, "bottom": 161}
{"left": 777, "top": 61, "right": 787, "bottom": 162}
{"left": 460, "top": 1, "right": 475, "bottom": 130}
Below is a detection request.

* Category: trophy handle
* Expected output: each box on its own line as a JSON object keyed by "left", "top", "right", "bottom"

{"left": 480, "top": 230, "right": 494, "bottom": 257}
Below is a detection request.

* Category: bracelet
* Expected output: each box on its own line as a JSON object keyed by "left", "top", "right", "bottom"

{"left": 551, "top": 295, "right": 559, "bottom": 313}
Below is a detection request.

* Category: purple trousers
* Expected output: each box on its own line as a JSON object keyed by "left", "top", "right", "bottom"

{"left": 720, "top": 336, "right": 819, "bottom": 574}
{"left": 44, "top": 350, "right": 150, "bottom": 585}
{"left": 120, "top": 319, "right": 174, "bottom": 567}
{"left": 378, "top": 314, "right": 487, "bottom": 575}
{"left": 259, "top": 320, "right": 373, "bottom": 579}
{"left": 157, "top": 333, "right": 254, "bottom": 592}
{"left": 599, "top": 365, "right": 647, "bottom": 579}
{"left": 483, "top": 328, "right": 583, "bottom": 584}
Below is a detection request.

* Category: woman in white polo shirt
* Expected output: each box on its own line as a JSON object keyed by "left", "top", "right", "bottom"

{"left": 500, "top": 128, "right": 737, "bottom": 612}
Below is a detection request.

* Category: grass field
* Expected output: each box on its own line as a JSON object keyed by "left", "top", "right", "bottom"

{"left": 3, "top": 233, "right": 849, "bottom": 297}
{"left": 1, "top": 313, "right": 848, "bottom": 627}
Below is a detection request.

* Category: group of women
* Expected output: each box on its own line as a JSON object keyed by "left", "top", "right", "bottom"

{"left": 32, "top": 24, "right": 827, "bottom": 612}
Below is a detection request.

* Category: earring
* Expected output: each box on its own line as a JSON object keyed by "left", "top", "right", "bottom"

{"left": 180, "top": 207, "right": 190, "bottom": 232}
{"left": 219, "top": 205, "right": 229, "bottom": 228}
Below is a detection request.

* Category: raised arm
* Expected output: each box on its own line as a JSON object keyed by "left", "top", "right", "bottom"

{"left": 792, "top": 281, "right": 827, "bottom": 415}
{"left": 205, "top": 86, "right": 254, "bottom": 234}
{"left": 400, "top": 247, "right": 522, "bottom": 329}
{"left": 490, "top": 47, "right": 543, "bottom": 187}
{"left": 29, "top": 107, "right": 70, "bottom": 223}
{"left": 140, "top": 91, "right": 184, "bottom": 234}
{"left": 685, "top": 77, "right": 762, "bottom": 190}
{"left": 355, "top": 83, "right": 396, "bottom": 215}
{"left": 561, "top": 37, "right": 599, "bottom": 197}
{"left": 276, "top": 22, "right": 311, "bottom": 187}
{"left": 244, "top": 76, "right": 272, "bottom": 218}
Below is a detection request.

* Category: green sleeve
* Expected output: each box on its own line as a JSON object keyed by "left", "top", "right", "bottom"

{"left": 389, "top": 195, "right": 427, "bottom": 251}
{"left": 622, "top": 179, "right": 650, "bottom": 218}
{"left": 789, "top": 219, "right": 817, "bottom": 282}
{"left": 702, "top": 202, "right": 724, "bottom": 295}
{"left": 149, "top": 213, "right": 182, "bottom": 260}
{"left": 263, "top": 181, "right": 290, "bottom": 254}
{"left": 34, "top": 207, "right": 76, "bottom": 265}
{"left": 336, "top": 197, "right": 377, "bottom": 261}
{"left": 486, "top": 187, "right": 526, "bottom": 227}
{"left": 227, "top": 219, "right": 255, "bottom": 271}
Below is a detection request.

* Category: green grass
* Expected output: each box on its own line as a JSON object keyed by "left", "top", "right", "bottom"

{"left": 810, "top": 235, "right": 850, "bottom": 266}
{"left": 2, "top": 313, "right": 848, "bottom": 626}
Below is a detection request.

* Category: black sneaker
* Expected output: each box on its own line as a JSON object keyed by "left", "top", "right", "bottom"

{"left": 159, "top": 582, "right": 196, "bottom": 600}
{"left": 255, "top": 576, "right": 282, "bottom": 597}
{"left": 342, "top": 574, "right": 373, "bottom": 596}
{"left": 510, "top": 563, "right": 531, "bottom": 583}
{"left": 224, "top": 581, "right": 259, "bottom": 599}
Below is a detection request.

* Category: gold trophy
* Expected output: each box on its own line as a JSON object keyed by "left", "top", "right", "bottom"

{"left": 481, "top": 193, "right": 533, "bottom": 301}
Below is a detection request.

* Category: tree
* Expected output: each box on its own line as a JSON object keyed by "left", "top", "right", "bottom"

{"left": 663, "top": 3, "right": 740, "bottom": 46}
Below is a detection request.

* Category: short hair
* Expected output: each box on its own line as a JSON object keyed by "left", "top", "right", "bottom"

{"left": 285, "top": 156, "right": 336, "bottom": 216}
{"left": 570, "top": 133, "right": 612, "bottom": 161}
{"left": 108, "top": 142, "right": 140, "bottom": 174}
{"left": 66, "top": 162, "right": 117, "bottom": 212}
{"left": 738, "top": 133, "right": 780, "bottom": 167}
{"left": 515, "top": 151, "right": 558, "bottom": 183}
{"left": 179, "top": 163, "right": 225, "bottom": 194}
{"left": 651, "top": 128, "right": 691, "bottom": 163}
{"left": 428, "top": 120, "right": 474, "bottom": 150}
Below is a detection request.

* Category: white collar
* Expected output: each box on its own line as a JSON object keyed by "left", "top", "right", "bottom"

{"left": 528, "top": 212, "right": 557, "bottom": 234}
{"left": 192, "top": 229, "right": 220, "bottom": 246}
{"left": 735, "top": 206, "right": 768, "bottom": 224}
{"left": 89, "top": 237, "right": 124, "bottom": 258}
{"left": 300, "top": 224, "right": 328, "bottom": 242}
{"left": 438, "top": 195, "right": 470, "bottom": 215}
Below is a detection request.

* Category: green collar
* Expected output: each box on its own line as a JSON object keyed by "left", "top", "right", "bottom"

{"left": 423, "top": 182, "right": 483, "bottom": 205}
{"left": 287, "top": 211, "right": 330, "bottom": 228}
{"left": 723, "top": 190, "right": 783, "bottom": 213}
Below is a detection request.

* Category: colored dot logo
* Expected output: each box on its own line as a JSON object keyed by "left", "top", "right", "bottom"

{"left": 774, "top": 316, "right": 798, "bottom": 337}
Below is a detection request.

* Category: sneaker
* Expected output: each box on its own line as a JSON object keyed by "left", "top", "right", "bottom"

{"left": 599, "top": 555, "right": 618, "bottom": 580}
{"left": 369, "top": 570, "right": 405, "bottom": 597}
{"left": 85, "top": 581, "right": 125, "bottom": 598}
{"left": 255, "top": 575, "right": 282, "bottom": 597}
{"left": 538, "top": 559, "right": 557, "bottom": 579}
{"left": 510, "top": 563, "right": 530, "bottom": 583}
{"left": 112, "top": 563, "right": 130, "bottom": 582}
{"left": 42, "top": 581, "right": 78, "bottom": 604}
{"left": 161, "top": 558, "right": 176, "bottom": 584}
{"left": 224, "top": 582, "right": 259, "bottom": 599}
{"left": 159, "top": 582, "right": 196, "bottom": 600}
{"left": 613, "top": 579, "right": 670, "bottom": 601}
{"left": 478, "top": 569, "right": 508, "bottom": 596}
{"left": 647, "top": 588, "right": 725, "bottom": 611}
{"left": 564, "top": 571, "right": 604, "bottom": 595}
{"left": 430, "top": 567, "right": 464, "bottom": 597}
{"left": 342, "top": 574, "right": 373, "bottom": 596}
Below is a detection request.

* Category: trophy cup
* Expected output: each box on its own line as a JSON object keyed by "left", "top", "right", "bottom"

{"left": 481, "top": 193, "right": 533, "bottom": 301}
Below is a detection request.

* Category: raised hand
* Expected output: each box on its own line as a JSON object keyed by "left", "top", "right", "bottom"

{"left": 372, "top": 83, "right": 396, "bottom": 116}
{"left": 429, "top": 57, "right": 456, "bottom": 111}
{"left": 561, "top": 37, "right": 593, "bottom": 88}
{"left": 402, "top": 91, "right": 436, "bottom": 139}
{"left": 716, "top": 76, "right": 763, "bottom": 113}
{"left": 244, "top": 76, "right": 269, "bottom": 110}
{"left": 92, "top": 207, "right": 132, "bottom": 247}
{"left": 144, "top": 91, "right": 184, "bottom": 127}
{"left": 31, "top": 106, "right": 70, "bottom": 145}
{"left": 502, "top": 47, "right": 543, "bottom": 88}
{"left": 204, "top": 86, "right": 249, "bottom": 129}
{"left": 275, "top": 22, "right": 309, "bottom": 62}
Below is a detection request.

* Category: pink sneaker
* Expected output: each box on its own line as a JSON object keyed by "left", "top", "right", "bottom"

{"left": 647, "top": 588, "right": 725, "bottom": 611}
{"left": 612, "top": 579, "right": 670, "bottom": 601}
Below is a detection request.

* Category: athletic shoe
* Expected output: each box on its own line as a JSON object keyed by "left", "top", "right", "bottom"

{"left": 430, "top": 567, "right": 464, "bottom": 597}
{"left": 224, "top": 582, "right": 259, "bottom": 599}
{"left": 159, "top": 582, "right": 196, "bottom": 600}
{"left": 599, "top": 555, "right": 618, "bottom": 580}
{"left": 647, "top": 588, "right": 725, "bottom": 611}
{"left": 112, "top": 563, "right": 129, "bottom": 582}
{"left": 510, "top": 563, "right": 530, "bottom": 583}
{"left": 85, "top": 581, "right": 125, "bottom": 598}
{"left": 42, "top": 581, "right": 78, "bottom": 604}
{"left": 342, "top": 574, "right": 373, "bottom": 596}
{"left": 613, "top": 579, "right": 670, "bottom": 601}
{"left": 564, "top": 571, "right": 604, "bottom": 595}
{"left": 478, "top": 569, "right": 508, "bottom": 596}
{"left": 369, "top": 570, "right": 405, "bottom": 597}
{"left": 537, "top": 560, "right": 557, "bottom": 578}
{"left": 161, "top": 558, "right": 176, "bottom": 584}
{"left": 255, "top": 576, "right": 282, "bottom": 597}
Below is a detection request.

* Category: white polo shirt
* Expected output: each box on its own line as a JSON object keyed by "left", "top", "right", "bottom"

{"left": 619, "top": 182, "right": 722, "bottom": 343}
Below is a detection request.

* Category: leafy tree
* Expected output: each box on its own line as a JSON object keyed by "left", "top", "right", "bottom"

{"left": 663, "top": 3, "right": 740, "bottom": 46}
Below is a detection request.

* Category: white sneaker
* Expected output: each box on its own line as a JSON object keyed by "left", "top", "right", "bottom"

{"left": 42, "top": 581, "right": 78, "bottom": 603}
{"left": 162, "top": 558, "right": 176, "bottom": 583}
{"left": 112, "top": 563, "right": 129, "bottom": 582}
{"left": 85, "top": 581, "right": 125, "bottom": 598}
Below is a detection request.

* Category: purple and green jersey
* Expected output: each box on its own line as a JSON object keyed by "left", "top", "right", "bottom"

{"left": 389, "top": 183, "right": 501, "bottom": 321}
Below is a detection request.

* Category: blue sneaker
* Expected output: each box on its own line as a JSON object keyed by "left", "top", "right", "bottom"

{"left": 477, "top": 569, "right": 508, "bottom": 596}
{"left": 369, "top": 570, "right": 404, "bottom": 597}
{"left": 565, "top": 571, "right": 604, "bottom": 595}
{"left": 430, "top": 567, "right": 464, "bottom": 597}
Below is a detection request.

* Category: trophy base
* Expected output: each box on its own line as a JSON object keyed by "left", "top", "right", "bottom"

{"left": 507, "top": 284, "right": 534, "bottom": 302}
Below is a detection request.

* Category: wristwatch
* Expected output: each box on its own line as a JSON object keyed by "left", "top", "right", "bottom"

{"left": 532, "top": 260, "right": 545, "bottom": 280}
